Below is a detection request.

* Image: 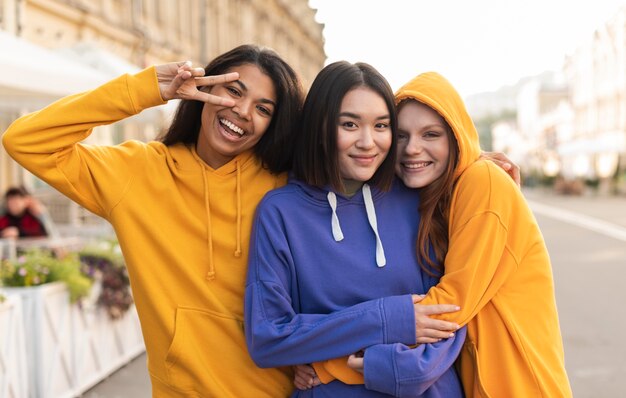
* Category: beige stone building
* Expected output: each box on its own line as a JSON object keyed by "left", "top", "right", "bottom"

{"left": 1, "top": 0, "right": 324, "bottom": 84}
{"left": 0, "top": 0, "right": 325, "bottom": 221}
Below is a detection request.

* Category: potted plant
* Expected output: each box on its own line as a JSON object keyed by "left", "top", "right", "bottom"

{"left": 0, "top": 245, "right": 143, "bottom": 397}
{"left": 78, "top": 241, "right": 133, "bottom": 320}
{"left": 0, "top": 249, "right": 91, "bottom": 301}
{"left": 1, "top": 249, "right": 91, "bottom": 398}
{"left": 71, "top": 241, "right": 144, "bottom": 393}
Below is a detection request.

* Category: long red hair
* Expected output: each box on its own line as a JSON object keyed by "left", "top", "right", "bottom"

{"left": 402, "top": 102, "right": 460, "bottom": 277}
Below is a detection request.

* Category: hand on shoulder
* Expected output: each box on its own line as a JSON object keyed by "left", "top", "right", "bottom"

{"left": 480, "top": 151, "right": 521, "bottom": 186}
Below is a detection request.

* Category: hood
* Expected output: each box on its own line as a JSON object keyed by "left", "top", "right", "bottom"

{"left": 288, "top": 176, "right": 387, "bottom": 267}
{"left": 395, "top": 72, "right": 481, "bottom": 178}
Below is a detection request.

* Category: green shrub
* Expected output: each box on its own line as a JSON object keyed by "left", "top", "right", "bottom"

{"left": 0, "top": 249, "right": 92, "bottom": 303}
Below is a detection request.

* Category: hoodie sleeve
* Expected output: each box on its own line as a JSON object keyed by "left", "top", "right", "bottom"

{"left": 363, "top": 326, "right": 466, "bottom": 397}
{"left": 244, "top": 199, "right": 417, "bottom": 368}
{"left": 1, "top": 67, "right": 165, "bottom": 218}
{"left": 417, "top": 161, "right": 519, "bottom": 325}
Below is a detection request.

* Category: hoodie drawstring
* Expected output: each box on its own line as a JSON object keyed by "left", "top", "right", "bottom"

{"left": 362, "top": 184, "right": 386, "bottom": 267}
{"left": 196, "top": 155, "right": 244, "bottom": 279}
{"left": 235, "top": 160, "right": 242, "bottom": 258}
{"left": 326, "top": 184, "right": 386, "bottom": 267}
{"left": 199, "top": 164, "right": 216, "bottom": 280}
{"left": 193, "top": 148, "right": 245, "bottom": 279}
{"left": 327, "top": 191, "right": 344, "bottom": 241}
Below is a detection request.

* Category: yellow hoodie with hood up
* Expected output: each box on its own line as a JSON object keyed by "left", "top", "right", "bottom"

{"left": 315, "top": 72, "right": 572, "bottom": 397}
{"left": 2, "top": 67, "right": 292, "bottom": 397}
{"left": 397, "top": 72, "right": 572, "bottom": 397}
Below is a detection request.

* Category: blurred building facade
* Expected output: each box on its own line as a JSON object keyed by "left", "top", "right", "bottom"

{"left": 0, "top": 0, "right": 324, "bottom": 85}
{"left": 515, "top": 74, "right": 573, "bottom": 180}
{"left": 475, "top": 5, "right": 626, "bottom": 194}
{"left": 561, "top": 6, "right": 626, "bottom": 190}
{"left": 0, "top": 0, "right": 325, "bottom": 225}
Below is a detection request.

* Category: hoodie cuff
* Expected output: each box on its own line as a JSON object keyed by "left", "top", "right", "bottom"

{"left": 381, "top": 295, "right": 416, "bottom": 345}
{"left": 127, "top": 66, "right": 168, "bottom": 113}
{"left": 363, "top": 344, "right": 397, "bottom": 395}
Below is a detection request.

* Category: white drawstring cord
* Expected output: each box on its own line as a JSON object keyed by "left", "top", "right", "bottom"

{"left": 327, "top": 191, "right": 344, "bottom": 241}
{"left": 362, "top": 184, "right": 386, "bottom": 267}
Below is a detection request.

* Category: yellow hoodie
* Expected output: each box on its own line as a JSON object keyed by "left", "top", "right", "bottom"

{"left": 315, "top": 72, "right": 572, "bottom": 397}
{"left": 2, "top": 67, "right": 292, "bottom": 397}
{"left": 396, "top": 72, "right": 571, "bottom": 397}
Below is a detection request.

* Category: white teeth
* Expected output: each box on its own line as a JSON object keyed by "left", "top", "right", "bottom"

{"left": 220, "top": 118, "right": 244, "bottom": 136}
{"left": 404, "top": 162, "right": 431, "bottom": 169}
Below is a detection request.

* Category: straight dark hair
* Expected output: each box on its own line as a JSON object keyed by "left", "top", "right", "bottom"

{"left": 292, "top": 61, "right": 397, "bottom": 192}
{"left": 159, "top": 44, "right": 303, "bottom": 174}
{"left": 4, "top": 186, "right": 29, "bottom": 198}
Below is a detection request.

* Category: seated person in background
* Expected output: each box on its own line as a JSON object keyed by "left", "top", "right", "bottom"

{"left": 0, "top": 186, "right": 48, "bottom": 238}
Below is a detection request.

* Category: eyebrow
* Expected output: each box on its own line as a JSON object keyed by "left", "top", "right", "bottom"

{"left": 339, "top": 112, "right": 390, "bottom": 120}
{"left": 421, "top": 123, "right": 446, "bottom": 130}
{"left": 234, "top": 80, "right": 277, "bottom": 107}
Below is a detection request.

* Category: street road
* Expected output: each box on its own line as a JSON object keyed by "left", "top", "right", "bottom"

{"left": 527, "top": 190, "right": 626, "bottom": 398}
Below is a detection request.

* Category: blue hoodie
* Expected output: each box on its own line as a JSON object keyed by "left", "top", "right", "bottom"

{"left": 245, "top": 177, "right": 465, "bottom": 397}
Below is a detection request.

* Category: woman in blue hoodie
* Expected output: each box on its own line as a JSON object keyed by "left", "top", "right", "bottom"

{"left": 244, "top": 61, "right": 466, "bottom": 397}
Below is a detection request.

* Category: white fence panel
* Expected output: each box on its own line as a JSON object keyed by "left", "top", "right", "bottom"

{"left": 4, "top": 282, "right": 75, "bottom": 398}
{"left": 72, "top": 298, "right": 144, "bottom": 393}
{"left": 2, "top": 282, "right": 145, "bottom": 398}
{"left": 0, "top": 295, "right": 29, "bottom": 398}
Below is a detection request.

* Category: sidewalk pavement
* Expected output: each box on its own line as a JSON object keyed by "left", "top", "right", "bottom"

{"left": 83, "top": 188, "right": 626, "bottom": 396}
{"left": 83, "top": 353, "right": 150, "bottom": 397}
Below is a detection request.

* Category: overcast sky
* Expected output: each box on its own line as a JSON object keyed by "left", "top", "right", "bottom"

{"left": 308, "top": 0, "right": 626, "bottom": 97}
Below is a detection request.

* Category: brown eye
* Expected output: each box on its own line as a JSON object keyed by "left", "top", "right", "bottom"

{"left": 257, "top": 105, "right": 272, "bottom": 116}
{"left": 226, "top": 87, "right": 241, "bottom": 97}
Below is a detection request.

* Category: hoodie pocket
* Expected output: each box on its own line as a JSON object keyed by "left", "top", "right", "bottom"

{"left": 164, "top": 306, "right": 290, "bottom": 396}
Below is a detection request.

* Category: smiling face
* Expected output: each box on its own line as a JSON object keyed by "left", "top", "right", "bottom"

{"left": 336, "top": 87, "right": 392, "bottom": 192}
{"left": 395, "top": 100, "right": 451, "bottom": 189}
{"left": 196, "top": 63, "right": 277, "bottom": 169}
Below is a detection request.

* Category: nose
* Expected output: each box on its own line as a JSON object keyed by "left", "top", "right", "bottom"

{"left": 404, "top": 135, "right": 422, "bottom": 155}
{"left": 356, "top": 126, "right": 375, "bottom": 149}
{"left": 232, "top": 99, "right": 252, "bottom": 121}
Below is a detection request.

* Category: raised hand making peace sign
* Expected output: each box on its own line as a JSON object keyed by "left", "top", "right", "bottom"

{"left": 156, "top": 61, "right": 239, "bottom": 105}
